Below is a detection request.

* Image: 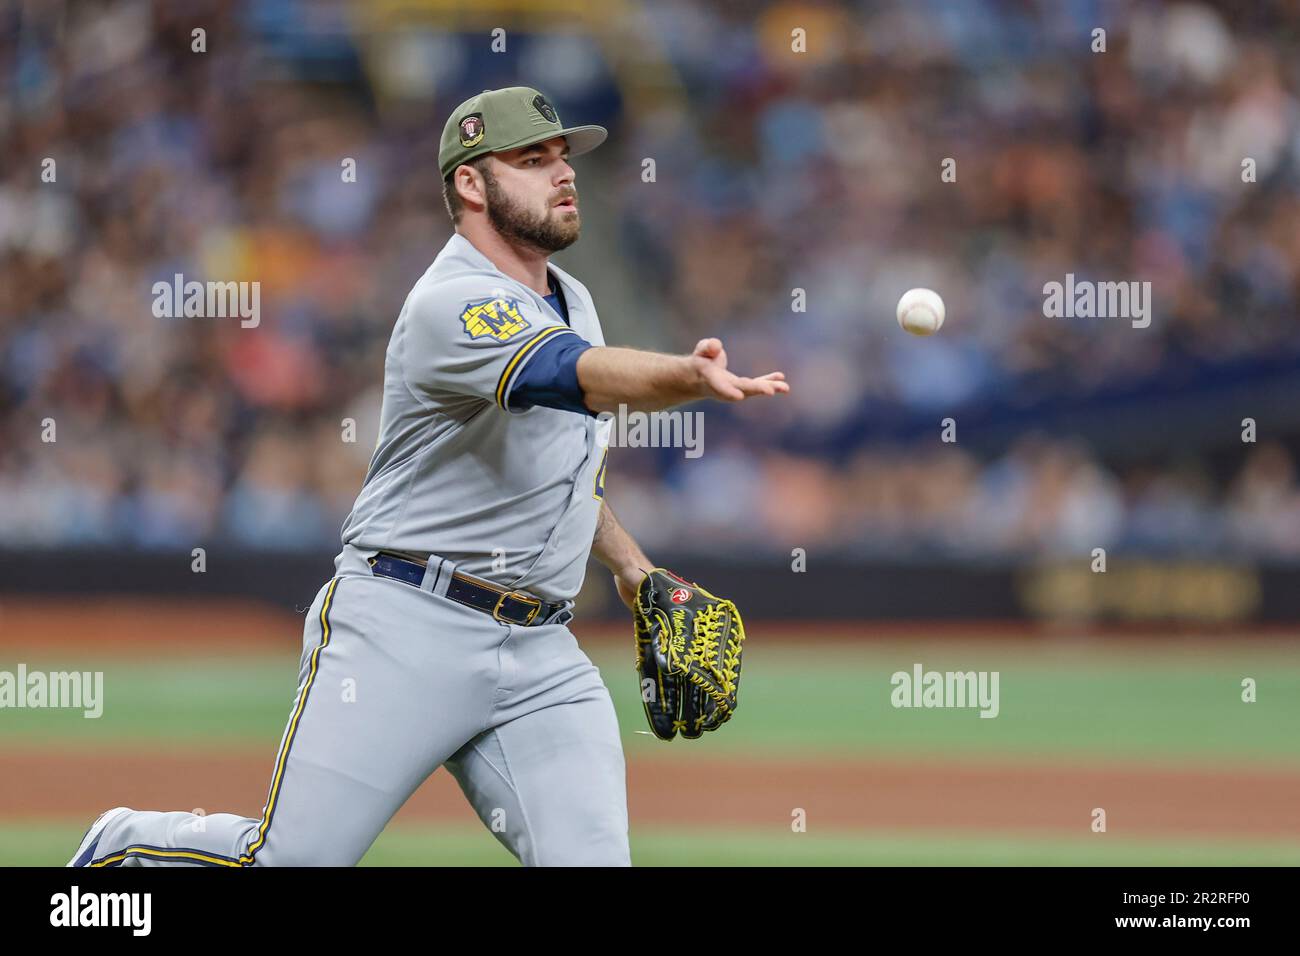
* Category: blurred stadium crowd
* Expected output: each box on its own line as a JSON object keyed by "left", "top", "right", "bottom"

{"left": 2, "top": 0, "right": 1299, "bottom": 558}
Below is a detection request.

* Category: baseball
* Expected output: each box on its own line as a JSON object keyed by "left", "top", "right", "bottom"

{"left": 896, "top": 288, "right": 946, "bottom": 336}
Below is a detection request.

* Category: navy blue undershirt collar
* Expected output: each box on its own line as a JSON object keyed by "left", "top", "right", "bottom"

{"left": 543, "top": 271, "right": 570, "bottom": 326}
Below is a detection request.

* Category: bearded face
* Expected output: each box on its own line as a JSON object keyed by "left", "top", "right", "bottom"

{"left": 481, "top": 164, "right": 581, "bottom": 253}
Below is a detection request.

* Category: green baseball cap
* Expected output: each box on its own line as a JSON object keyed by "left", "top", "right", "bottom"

{"left": 439, "top": 86, "right": 607, "bottom": 180}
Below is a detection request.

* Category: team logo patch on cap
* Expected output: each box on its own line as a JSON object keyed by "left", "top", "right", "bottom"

{"left": 532, "top": 94, "right": 557, "bottom": 124}
{"left": 459, "top": 112, "right": 486, "bottom": 148}
{"left": 460, "top": 297, "right": 531, "bottom": 342}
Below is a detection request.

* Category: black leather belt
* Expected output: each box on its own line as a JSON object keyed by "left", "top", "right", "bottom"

{"left": 367, "top": 551, "right": 563, "bottom": 627}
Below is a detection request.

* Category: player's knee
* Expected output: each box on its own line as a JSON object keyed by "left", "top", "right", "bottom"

{"left": 247, "top": 838, "right": 366, "bottom": 867}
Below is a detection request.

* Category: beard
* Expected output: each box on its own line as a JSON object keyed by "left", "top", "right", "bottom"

{"left": 483, "top": 171, "right": 580, "bottom": 253}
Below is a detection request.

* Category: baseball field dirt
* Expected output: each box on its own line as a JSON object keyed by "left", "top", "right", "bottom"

{"left": 2, "top": 599, "right": 1298, "bottom": 865}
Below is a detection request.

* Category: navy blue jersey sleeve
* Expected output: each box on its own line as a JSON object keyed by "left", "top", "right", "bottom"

{"left": 506, "top": 330, "right": 596, "bottom": 416}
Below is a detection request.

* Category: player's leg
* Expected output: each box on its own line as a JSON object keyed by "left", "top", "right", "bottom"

{"left": 445, "top": 623, "right": 630, "bottom": 866}
{"left": 74, "top": 573, "right": 495, "bottom": 866}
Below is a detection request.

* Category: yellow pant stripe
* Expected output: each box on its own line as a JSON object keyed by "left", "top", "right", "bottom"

{"left": 87, "top": 578, "right": 341, "bottom": 868}
{"left": 237, "top": 576, "right": 341, "bottom": 865}
{"left": 91, "top": 847, "right": 240, "bottom": 867}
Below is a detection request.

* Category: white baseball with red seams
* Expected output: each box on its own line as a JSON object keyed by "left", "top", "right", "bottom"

{"left": 896, "top": 287, "right": 946, "bottom": 336}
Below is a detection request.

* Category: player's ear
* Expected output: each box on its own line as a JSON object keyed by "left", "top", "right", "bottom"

{"left": 453, "top": 163, "right": 488, "bottom": 211}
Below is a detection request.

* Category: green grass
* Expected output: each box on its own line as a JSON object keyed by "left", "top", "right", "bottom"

{"left": 7, "top": 632, "right": 1297, "bottom": 868}
{"left": 5, "top": 821, "right": 1298, "bottom": 867}
{"left": 0, "top": 657, "right": 300, "bottom": 746}
{"left": 647, "top": 647, "right": 1300, "bottom": 763}
{"left": 361, "top": 825, "right": 1300, "bottom": 866}
{"left": 3, "top": 642, "right": 1298, "bottom": 766}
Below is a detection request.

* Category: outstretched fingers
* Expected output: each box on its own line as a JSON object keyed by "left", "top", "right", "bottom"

{"left": 732, "top": 372, "right": 790, "bottom": 397}
{"left": 693, "top": 338, "right": 789, "bottom": 401}
{"left": 701, "top": 365, "right": 746, "bottom": 401}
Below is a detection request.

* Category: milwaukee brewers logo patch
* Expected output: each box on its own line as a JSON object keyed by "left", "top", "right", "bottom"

{"left": 459, "top": 113, "right": 485, "bottom": 148}
{"left": 460, "top": 297, "right": 531, "bottom": 342}
{"left": 532, "top": 94, "right": 557, "bottom": 124}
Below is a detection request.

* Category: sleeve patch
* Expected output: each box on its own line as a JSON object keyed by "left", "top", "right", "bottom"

{"left": 460, "top": 297, "right": 532, "bottom": 342}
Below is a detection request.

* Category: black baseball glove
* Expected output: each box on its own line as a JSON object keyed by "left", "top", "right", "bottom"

{"left": 633, "top": 568, "right": 746, "bottom": 741}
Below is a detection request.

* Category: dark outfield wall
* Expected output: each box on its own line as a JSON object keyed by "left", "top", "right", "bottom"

{"left": 0, "top": 550, "right": 1296, "bottom": 625}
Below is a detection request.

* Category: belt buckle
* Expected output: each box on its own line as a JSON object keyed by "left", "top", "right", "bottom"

{"left": 492, "top": 590, "right": 542, "bottom": 626}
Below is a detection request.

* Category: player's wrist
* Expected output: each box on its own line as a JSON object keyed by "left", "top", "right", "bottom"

{"left": 613, "top": 566, "right": 646, "bottom": 609}
{"left": 614, "top": 562, "right": 648, "bottom": 583}
{"left": 685, "top": 353, "right": 716, "bottom": 398}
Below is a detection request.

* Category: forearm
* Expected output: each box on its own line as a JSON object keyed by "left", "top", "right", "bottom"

{"left": 576, "top": 346, "right": 704, "bottom": 413}
{"left": 591, "top": 501, "right": 651, "bottom": 576}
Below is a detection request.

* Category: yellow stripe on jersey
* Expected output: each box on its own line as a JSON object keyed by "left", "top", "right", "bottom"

{"left": 592, "top": 447, "right": 608, "bottom": 500}
{"left": 494, "top": 326, "right": 576, "bottom": 410}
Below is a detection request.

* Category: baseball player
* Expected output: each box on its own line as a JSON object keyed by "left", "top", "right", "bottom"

{"left": 68, "top": 86, "right": 788, "bottom": 868}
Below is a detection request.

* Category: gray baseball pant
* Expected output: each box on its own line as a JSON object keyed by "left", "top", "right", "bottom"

{"left": 81, "top": 547, "right": 630, "bottom": 866}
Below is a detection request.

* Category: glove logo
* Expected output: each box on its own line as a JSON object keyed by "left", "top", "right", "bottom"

{"left": 635, "top": 568, "right": 745, "bottom": 742}
{"left": 460, "top": 297, "right": 531, "bottom": 342}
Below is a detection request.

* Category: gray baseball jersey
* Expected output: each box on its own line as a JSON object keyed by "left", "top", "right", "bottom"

{"left": 72, "top": 233, "right": 630, "bottom": 868}
{"left": 340, "top": 233, "right": 612, "bottom": 602}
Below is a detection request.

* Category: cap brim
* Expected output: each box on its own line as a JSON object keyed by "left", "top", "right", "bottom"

{"left": 494, "top": 124, "right": 608, "bottom": 159}
{"left": 557, "top": 125, "right": 608, "bottom": 157}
